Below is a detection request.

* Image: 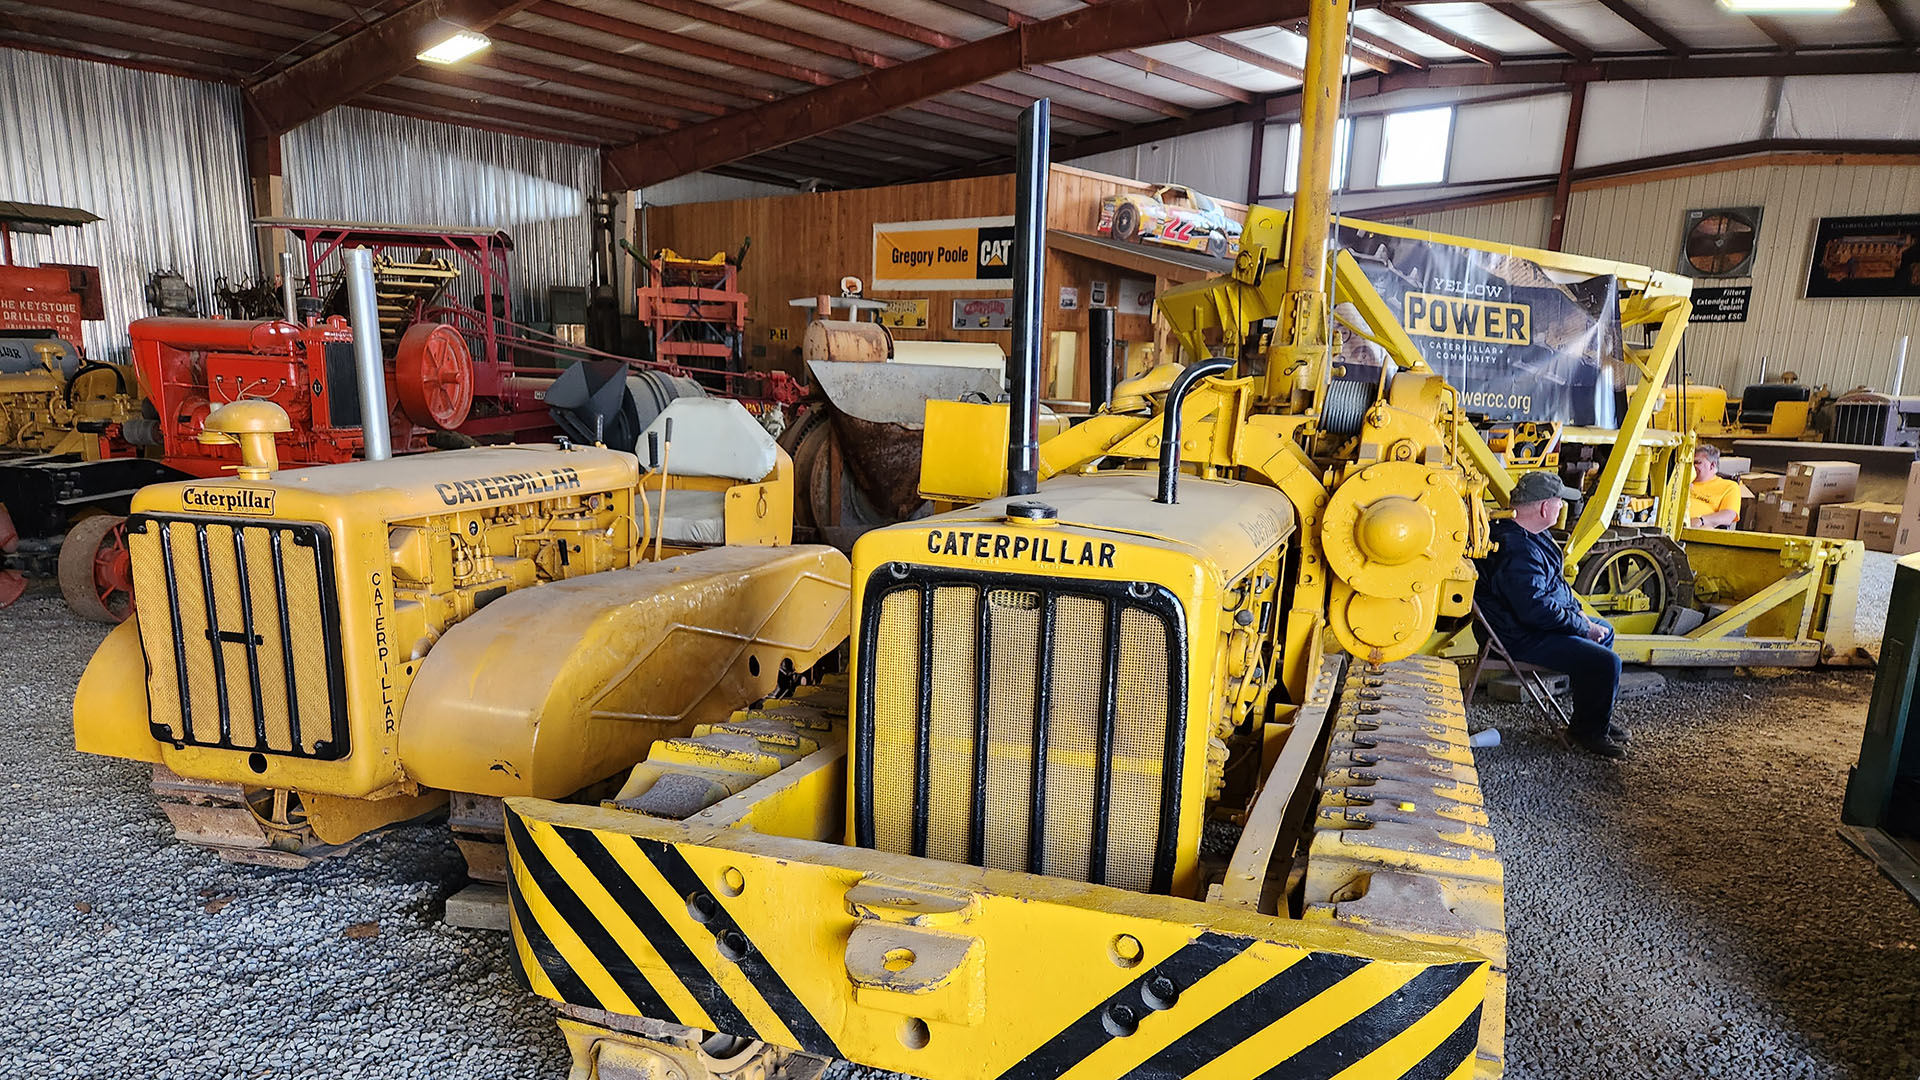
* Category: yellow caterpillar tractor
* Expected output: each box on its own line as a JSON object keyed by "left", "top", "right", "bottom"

{"left": 500, "top": 5, "right": 1508, "bottom": 1078}
{"left": 70, "top": 370, "right": 850, "bottom": 892}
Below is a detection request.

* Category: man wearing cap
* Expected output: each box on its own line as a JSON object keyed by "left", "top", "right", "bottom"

{"left": 1475, "top": 471, "right": 1628, "bottom": 759}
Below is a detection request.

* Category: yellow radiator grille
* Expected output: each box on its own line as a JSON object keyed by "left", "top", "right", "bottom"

{"left": 855, "top": 567, "right": 1185, "bottom": 893}
{"left": 127, "top": 515, "right": 348, "bottom": 760}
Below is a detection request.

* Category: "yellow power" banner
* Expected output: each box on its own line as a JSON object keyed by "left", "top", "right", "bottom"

{"left": 1404, "top": 291, "right": 1531, "bottom": 345}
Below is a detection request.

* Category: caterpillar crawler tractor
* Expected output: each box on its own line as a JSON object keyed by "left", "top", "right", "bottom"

{"left": 70, "top": 354, "right": 850, "bottom": 891}
{"left": 500, "top": 5, "right": 1508, "bottom": 1078}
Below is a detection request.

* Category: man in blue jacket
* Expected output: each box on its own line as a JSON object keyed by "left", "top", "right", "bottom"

{"left": 1476, "top": 471, "right": 1627, "bottom": 759}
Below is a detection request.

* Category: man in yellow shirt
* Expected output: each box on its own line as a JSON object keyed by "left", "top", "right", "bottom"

{"left": 1688, "top": 444, "right": 1742, "bottom": 528}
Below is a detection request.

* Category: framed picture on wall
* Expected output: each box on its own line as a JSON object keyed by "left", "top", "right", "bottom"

{"left": 1805, "top": 214, "right": 1920, "bottom": 298}
{"left": 1678, "top": 206, "right": 1762, "bottom": 278}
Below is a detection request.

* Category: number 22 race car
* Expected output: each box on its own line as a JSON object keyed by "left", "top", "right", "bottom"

{"left": 1095, "top": 184, "right": 1243, "bottom": 259}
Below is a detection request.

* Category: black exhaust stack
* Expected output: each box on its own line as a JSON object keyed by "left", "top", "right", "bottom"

{"left": 1088, "top": 305, "right": 1116, "bottom": 411}
{"left": 1006, "top": 99, "right": 1049, "bottom": 497}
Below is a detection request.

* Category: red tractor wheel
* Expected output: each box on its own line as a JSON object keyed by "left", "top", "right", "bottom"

{"left": 59, "top": 513, "right": 135, "bottom": 623}
{"left": 395, "top": 323, "right": 475, "bottom": 430}
{"left": 0, "top": 504, "right": 24, "bottom": 608}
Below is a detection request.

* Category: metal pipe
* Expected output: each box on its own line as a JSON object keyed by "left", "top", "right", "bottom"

{"left": 1893, "top": 335, "right": 1910, "bottom": 395}
{"left": 344, "top": 248, "right": 392, "bottom": 461}
{"left": 1282, "top": 0, "right": 1351, "bottom": 303}
{"left": 1088, "top": 305, "right": 1116, "bottom": 411}
{"left": 279, "top": 249, "right": 298, "bottom": 323}
{"left": 1007, "top": 98, "right": 1050, "bottom": 497}
{"left": 1155, "top": 357, "right": 1233, "bottom": 505}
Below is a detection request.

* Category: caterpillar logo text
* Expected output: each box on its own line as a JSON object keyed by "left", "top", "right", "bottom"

{"left": 1405, "top": 291, "right": 1531, "bottom": 345}
{"left": 980, "top": 237, "right": 1010, "bottom": 267}
{"left": 180, "top": 486, "right": 276, "bottom": 515}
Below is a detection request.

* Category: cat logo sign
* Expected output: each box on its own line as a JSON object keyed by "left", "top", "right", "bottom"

{"left": 873, "top": 216, "right": 1016, "bottom": 290}
{"left": 1404, "top": 291, "right": 1531, "bottom": 345}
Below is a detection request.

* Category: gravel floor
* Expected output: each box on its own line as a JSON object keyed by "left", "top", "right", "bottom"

{"left": 0, "top": 552, "right": 1911, "bottom": 1079}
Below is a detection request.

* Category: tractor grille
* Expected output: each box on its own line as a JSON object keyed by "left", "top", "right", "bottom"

{"left": 854, "top": 565, "right": 1186, "bottom": 893}
{"left": 1832, "top": 400, "right": 1893, "bottom": 446}
{"left": 127, "top": 515, "right": 349, "bottom": 760}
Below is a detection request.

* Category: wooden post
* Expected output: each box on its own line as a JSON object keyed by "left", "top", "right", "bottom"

{"left": 1547, "top": 81, "right": 1587, "bottom": 252}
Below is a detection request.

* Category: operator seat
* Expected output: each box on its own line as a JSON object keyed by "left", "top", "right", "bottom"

{"left": 636, "top": 397, "right": 780, "bottom": 546}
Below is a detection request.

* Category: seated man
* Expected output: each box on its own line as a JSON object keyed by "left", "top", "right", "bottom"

{"left": 1476, "top": 471, "right": 1628, "bottom": 759}
{"left": 1687, "top": 444, "right": 1742, "bottom": 529}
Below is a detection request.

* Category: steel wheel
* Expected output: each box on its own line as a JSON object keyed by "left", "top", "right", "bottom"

{"left": 395, "top": 322, "right": 475, "bottom": 429}
{"left": 1572, "top": 533, "right": 1695, "bottom": 618}
{"left": 58, "top": 513, "right": 134, "bottom": 622}
{"left": 0, "top": 504, "right": 23, "bottom": 608}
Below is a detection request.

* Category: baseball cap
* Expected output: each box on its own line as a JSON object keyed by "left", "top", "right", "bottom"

{"left": 1510, "top": 470, "right": 1581, "bottom": 505}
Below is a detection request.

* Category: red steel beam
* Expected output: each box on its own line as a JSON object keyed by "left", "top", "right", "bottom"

{"left": 1493, "top": 3, "right": 1592, "bottom": 62}
{"left": 478, "top": 52, "right": 726, "bottom": 117}
{"left": 0, "top": 34, "right": 238, "bottom": 81}
{"left": 249, "top": 0, "right": 546, "bottom": 133}
{"left": 601, "top": 0, "right": 1315, "bottom": 190}
{"left": 0, "top": 10, "right": 263, "bottom": 73}
{"left": 862, "top": 115, "right": 1009, "bottom": 155}
{"left": 1748, "top": 17, "right": 1799, "bottom": 53}
{"left": 489, "top": 25, "right": 779, "bottom": 103}
{"left": 1193, "top": 34, "right": 1306, "bottom": 81}
{"left": 1376, "top": 4, "right": 1504, "bottom": 65}
{"left": 520, "top": 5, "right": 826, "bottom": 87}
{"left": 355, "top": 95, "right": 604, "bottom": 145}
{"left": 374, "top": 80, "right": 631, "bottom": 140}
{"left": 1876, "top": 0, "right": 1920, "bottom": 47}
{"left": 417, "top": 67, "right": 677, "bottom": 131}
{"left": 1102, "top": 49, "right": 1258, "bottom": 102}
{"left": 1594, "top": 0, "right": 1689, "bottom": 57}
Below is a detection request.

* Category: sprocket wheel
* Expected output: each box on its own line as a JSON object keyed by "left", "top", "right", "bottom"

{"left": 58, "top": 513, "right": 134, "bottom": 622}
{"left": 1571, "top": 530, "right": 1695, "bottom": 619}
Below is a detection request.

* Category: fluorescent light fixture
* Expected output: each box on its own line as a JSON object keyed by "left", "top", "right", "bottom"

{"left": 416, "top": 25, "right": 491, "bottom": 65}
{"left": 1717, "top": 0, "right": 1853, "bottom": 12}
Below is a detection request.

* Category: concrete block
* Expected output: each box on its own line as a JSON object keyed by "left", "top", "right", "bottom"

{"left": 1488, "top": 672, "right": 1568, "bottom": 702}
{"left": 444, "top": 883, "right": 509, "bottom": 931}
{"left": 1618, "top": 667, "right": 1668, "bottom": 701}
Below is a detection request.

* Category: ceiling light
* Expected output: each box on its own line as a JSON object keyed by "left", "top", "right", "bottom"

{"left": 416, "top": 25, "right": 491, "bottom": 65}
{"left": 1718, "top": 0, "right": 1854, "bottom": 12}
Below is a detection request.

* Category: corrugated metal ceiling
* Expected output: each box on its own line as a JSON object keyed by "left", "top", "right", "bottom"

{"left": 0, "top": 0, "right": 1915, "bottom": 190}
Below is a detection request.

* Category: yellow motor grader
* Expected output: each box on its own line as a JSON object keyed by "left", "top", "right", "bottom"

{"left": 69, "top": 367, "right": 850, "bottom": 895}
{"left": 499, "top": 4, "right": 1509, "bottom": 1078}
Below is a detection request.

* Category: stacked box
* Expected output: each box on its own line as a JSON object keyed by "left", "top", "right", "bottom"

{"left": 1817, "top": 503, "right": 1864, "bottom": 539}
{"left": 1718, "top": 455, "right": 1753, "bottom": 478}
{"left": 1776, "top": 498, "right": 1817, "bottom": 536}
{"left": 1740, "top": 472, "right": 1784, "bottom": 495}
{"left": 1782, "top": 461, "right": 1860, "bottom": 506}
{"left": 1855, "top": 503, "right": 1902, "bottom": 553}
{"left": 1896, "top": 462, "right": 1920, "bottom": 555}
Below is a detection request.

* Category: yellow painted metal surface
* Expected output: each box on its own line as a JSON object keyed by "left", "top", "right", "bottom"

{"left": 919, "top": 398, "right": 1011, "bottom": 504}
{"left": 72, "top": 620, "right": 161, "bottom": 763}
{"left": 400, "top": 544, "right": 850, "bottom": 798}
{"left": 506, "top": 793, "right": 1493, "bottom": 1080}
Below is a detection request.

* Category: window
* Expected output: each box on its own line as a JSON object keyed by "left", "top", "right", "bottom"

{"left": 1283, "top": 119, "right": 1351, "bottom": 194}
{"left": 1377, "top": 106, "right": 1454, "bottom": 187}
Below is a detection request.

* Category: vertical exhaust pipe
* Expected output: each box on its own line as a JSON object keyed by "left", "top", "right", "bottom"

{"left": 1088, "top": 305, "right": 1116, "bottom": 411}
{"left": 1007, "top": 99, "right": 1049, "bottom": 497}
{"left": 279, "top": 249, "right": 299, "bottom": 323}
{"left": 344, "top": 247, "right": 393, "bottom": 461}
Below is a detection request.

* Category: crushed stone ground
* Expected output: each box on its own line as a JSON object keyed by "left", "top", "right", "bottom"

{"left": 3, "top": 550, "right": 1911, "bottom": 1078}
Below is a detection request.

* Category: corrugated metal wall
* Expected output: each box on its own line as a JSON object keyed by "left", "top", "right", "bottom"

{"left": 0, "top": 48, "right": 254, "bottom": 359}
{"left": 1394, "top": 162, "right": 1920, "bottom": 396}
{"left": 282, "top": 106, "right": 598, "bottom": 321}
{"left": 1564, "top": 161, "right": 1920, "bottom": 396}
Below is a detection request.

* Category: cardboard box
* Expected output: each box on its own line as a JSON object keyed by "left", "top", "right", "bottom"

{"left": 1856, "top": 503, "right": 1902, "bottom": 553}
{"left": 1816, "top": 502, "right": 1864, "bottom": 539}
{"left": 1740, "top": 471, "right": 1784, "bottom": 495}
{"left": 1718, "top": 455, "right": 1753, "bottom": 478}
{"left": 1895, "top": 462, "right": 1920, "bottom": 554}
{"left": 1751, "top": 490, "right": 1784, "bottom": 534}
{"left": 1775, "top": 497, "right": 1816, "bottom": 536}
{"left": 1782, "top": 461, "right": 1860, "bottom": 506}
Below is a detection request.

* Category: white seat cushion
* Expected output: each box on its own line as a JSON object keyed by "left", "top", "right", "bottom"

{"left": 637, "top": 398, "right": 777, "bottom": 482}
{"left": 656, "top": 490, "right": 728, "bottom": 546}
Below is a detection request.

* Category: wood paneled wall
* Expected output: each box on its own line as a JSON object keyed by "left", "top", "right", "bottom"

{"left": 639, "top": 164, "right": 1246, "bottom": 399}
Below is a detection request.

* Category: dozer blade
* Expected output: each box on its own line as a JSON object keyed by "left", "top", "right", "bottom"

{"left": 503, "top": 657, "right": 1500, "bottom": 1080}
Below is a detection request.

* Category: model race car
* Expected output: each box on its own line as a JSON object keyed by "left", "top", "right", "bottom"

{"left": 1095, "top": 184, "right": 1243, "bottom": 258}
